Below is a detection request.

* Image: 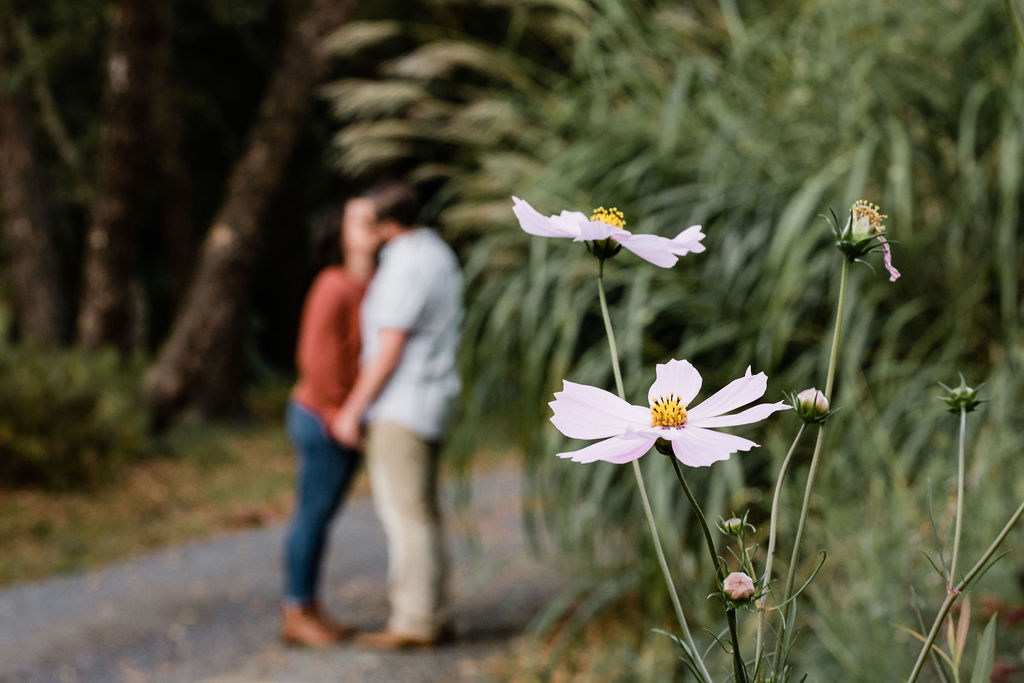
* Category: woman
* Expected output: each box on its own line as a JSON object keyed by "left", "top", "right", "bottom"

{"left": 281, "top": 198, "right": 379, "bottom": 647}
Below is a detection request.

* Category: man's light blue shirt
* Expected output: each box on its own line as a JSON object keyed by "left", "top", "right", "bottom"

{"left": 361, "top": 228, "right": 462, "bottom": 441}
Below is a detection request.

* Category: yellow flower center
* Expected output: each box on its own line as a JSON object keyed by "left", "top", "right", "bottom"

{"left": 650, "top": 394, "right": 688, "bottom": 428}
{"left": 590, "top": 206, "right": 626, "bottom": 229}
{"left": 851, "top": 200, "right": 887, "bottom": 235}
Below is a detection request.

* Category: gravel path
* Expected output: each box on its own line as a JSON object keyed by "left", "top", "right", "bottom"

{"left": 0, "top": 466, "right": 562, "bottom": 683}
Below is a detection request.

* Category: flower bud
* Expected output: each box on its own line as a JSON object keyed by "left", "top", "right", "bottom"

{"left": 722, "top": 572, "right": 756, "bottom": 602}
{"left": 791, "top": 388, "right": 830, "bottom": 424}
{"left": 721, "top": 517, "right": 744, "bottom": 536}
{"left": 939, "top": 374, "right": 984, "bottom": 414}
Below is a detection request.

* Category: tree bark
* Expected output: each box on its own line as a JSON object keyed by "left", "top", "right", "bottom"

{"left": 0, "top": 20, "right": 69, "bottom": 345}
{"left": 143, "top": 0, "right": 357, "bottom": 425}
{"left": 152, "top": 3, "right": 195, "bottom": 301}
{"left": 76, "top": 0, "right": 159, "bottom": 351}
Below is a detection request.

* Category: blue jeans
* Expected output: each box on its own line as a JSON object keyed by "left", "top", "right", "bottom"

{"left": 283, "top": 401, "right": 360, "bottom": 605}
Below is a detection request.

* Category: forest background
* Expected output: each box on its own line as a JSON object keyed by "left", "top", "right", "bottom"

{"left": 1, "top": 0, "right": 1023, "bottom": 678}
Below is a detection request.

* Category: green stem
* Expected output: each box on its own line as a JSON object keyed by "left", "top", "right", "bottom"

{"left": 775, "top": 258, "right": 850, "bottom": 675}
{"left": 907, "top": 498, "right": 1024, "bottom": 683}
{"left": 596, "top": 265, "right": 713, "bottom": 683}
{"left": 1005, "top": 0, "right": 1024, "bottom": 53}
{"left": 597, "top": 259, "right": 626, "bottom": 398}
{"left": 949, "top": 407, "right": 967, "bottom": 589}
{"left": 670, "top": 457, "right": 748, "bottom": 683}
{"left": 753, "top": 423, "right": 806, "bottom": 680}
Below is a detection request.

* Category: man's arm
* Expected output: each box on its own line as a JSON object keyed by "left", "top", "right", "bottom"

{"left": 331, "top": 327, "right": 409, "bottom": 447}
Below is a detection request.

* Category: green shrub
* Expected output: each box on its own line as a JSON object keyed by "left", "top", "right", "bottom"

{"left": 0, "top": 343, "right": 151, "bottom": 490}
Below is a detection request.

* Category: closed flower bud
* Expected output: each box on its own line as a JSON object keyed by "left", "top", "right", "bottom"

{"left": 721, "top": 517, "right": 744, "bottom": 536}
{"left": 791, "top": 388, "right": 831, "bottom": 424}
{"left": 722, "top": 572, "right": 756, "bottom": 602}
{"left": 939, "top": 374, "right": 984, "bottom": 414}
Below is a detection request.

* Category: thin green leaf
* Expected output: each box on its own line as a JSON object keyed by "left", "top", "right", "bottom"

{"left": 968, "top": 614, "right": 997, "bottom": 683}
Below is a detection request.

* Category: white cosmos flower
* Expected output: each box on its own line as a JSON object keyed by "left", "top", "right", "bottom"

{"left": 549, "top": 359, "right": 790, "bottom": 467}
{"left": 512, "top": 196, "right": 705, "bottom": 268}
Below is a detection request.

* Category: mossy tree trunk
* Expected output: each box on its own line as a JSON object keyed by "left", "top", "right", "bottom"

{"left": 0, "top": 17, "right": 69, "bottom": 345}
{"left": 76, "top": 0, "right": 159, "bottom": 351}
{"left": 143, "top": 0, "right": 357, "bottom": 425}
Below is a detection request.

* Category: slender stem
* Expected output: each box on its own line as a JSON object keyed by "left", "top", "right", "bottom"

{"left": 775, "top": 258, "right": 850, "bottom": 675}
{"left": 753, "top": 423, "right": 806, "bottom": 679}
{"left": 907, "top": 499, "right": 1024, "bottom": 683}
{"left": 823, "top": 258, "right": 849, "bottom": 400}
{"left": 949, "top": 407, "right": 967, "bottom": 589}
{"left": 596, "top": 266, "right": 713, "bottom": 683}
{"left": 670, "top": 456, "right": 725, "bottom": 583}
{"left": 782, "top": 426, "right": 826, "bottom": 600}
{"left": 671, "top": 457, "right": 748, "bottom": 683}
{"left": 1005, "top": 0, "right": 1024, "bottom": 53}
{"left": 597, "top": 260, "right": 626, "bottom": 397}
{"left": 727, "top": 609, "right": 747, "bottom": 683}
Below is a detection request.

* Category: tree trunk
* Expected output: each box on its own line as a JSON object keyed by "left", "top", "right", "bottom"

{"left": 76, "top": 0, "right": 159, "bottom": 351}
{"left": 152, "top": 3, "right": 195, "bottom": 302}
{"left": 0, "top": 20, "right": 69, "bottom": 345}
{"left": 143, "top": 0, "right": 357, "bottom": 425}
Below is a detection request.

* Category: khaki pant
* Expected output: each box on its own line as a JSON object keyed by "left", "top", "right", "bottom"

{"left": 365, "top": 420, "right": 448, "bottom": 638}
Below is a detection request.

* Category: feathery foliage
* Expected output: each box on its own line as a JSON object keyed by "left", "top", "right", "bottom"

{"left": 327, "top": 0, "right": 1024, "bottom": 675}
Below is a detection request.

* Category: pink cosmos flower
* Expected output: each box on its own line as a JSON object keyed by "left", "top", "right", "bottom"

{"left": 512, "top": 196, "right": 705, "bottom": 268}
{"left": 549, "top": 359, "right": 790, "bottom": 467}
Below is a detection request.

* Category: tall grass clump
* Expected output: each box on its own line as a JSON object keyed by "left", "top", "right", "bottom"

{"left": 327, "top": 0, "right": 1024, "bottom": 675}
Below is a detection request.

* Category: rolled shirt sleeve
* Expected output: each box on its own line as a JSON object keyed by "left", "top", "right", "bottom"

{"left": 367, "top": 249, "right": 430, "bottom": 332}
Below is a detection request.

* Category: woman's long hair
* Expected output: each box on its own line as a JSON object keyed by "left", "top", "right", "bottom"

{"left": 311, "top": 204, "right": 346, "bottom": 271}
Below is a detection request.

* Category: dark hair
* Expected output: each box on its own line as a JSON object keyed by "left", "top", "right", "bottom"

{"left": 366, "top": 179, "right": 419, "bottom": 227}
{"left": 311, "top": 204, "right": 345, "bottom": 270}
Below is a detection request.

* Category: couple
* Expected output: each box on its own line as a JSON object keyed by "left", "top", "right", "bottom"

{"left": 281, "top": 180, "right": 462, "bottom": 649}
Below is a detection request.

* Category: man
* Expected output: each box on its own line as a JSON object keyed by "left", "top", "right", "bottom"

{"left": 332, "top": 179, "right": 461, "bottom": 648}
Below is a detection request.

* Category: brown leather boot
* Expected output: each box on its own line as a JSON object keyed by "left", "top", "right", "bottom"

{"left": 355, "top": 622, "right": 455, "bottom": 650}
{"left": 281, "top": 604, "right": 352, "bottom": 647}
{"left": 309, "top": 602, "right": 356, "bottom": 640}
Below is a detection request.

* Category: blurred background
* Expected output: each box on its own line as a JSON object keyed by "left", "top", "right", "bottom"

{"left": 1, "top": 0, "right": 1022, "bottom": 679}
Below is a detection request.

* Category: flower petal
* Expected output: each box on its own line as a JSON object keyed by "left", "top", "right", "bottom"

{"left": 877, "top": 236, "right": 901, "bottom": 282}
{"left": 575, "top": 215, "right": 620, "bottom": 242}
{"left": 670, "top": 426, "right": 759, "bottom": 467}
{"left": 512, "top": 197, "right": 575, "bottom": 238}
{"left": 647, "top": 359, "right": 702, "bottom": 406}
{"left": 557, "top": 433, "right": 656, "bottom": 464}
{"left": 670, "top": 225, "right": 706, "bottom": 255}
{"left": 550, "top": 380, "right": 649, "bottom": 440}
{"left": 686, "top": 367, "right": 767, "bottom": 421}
{"left": 611, "top": 233, "right": 678, "bottom": 267}
{"left": 689, "top": 400, "right": 790, "bottom": 428}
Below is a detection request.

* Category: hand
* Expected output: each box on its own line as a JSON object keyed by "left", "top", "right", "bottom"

{"left": 331, "top": 406, "right": 363, "bottom": 448}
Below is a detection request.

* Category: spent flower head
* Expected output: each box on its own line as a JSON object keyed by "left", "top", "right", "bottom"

{"left": 549, "top": 359, "right": 790, "bottom": 466}
{"left": 512, "top": 196, "right": 705, "bottom": 268}
{"left": 939, "top": 374, "right": 985, "bottom": 414}
{"left": 831, "top": 200, "right": 901, "bottom": 281}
